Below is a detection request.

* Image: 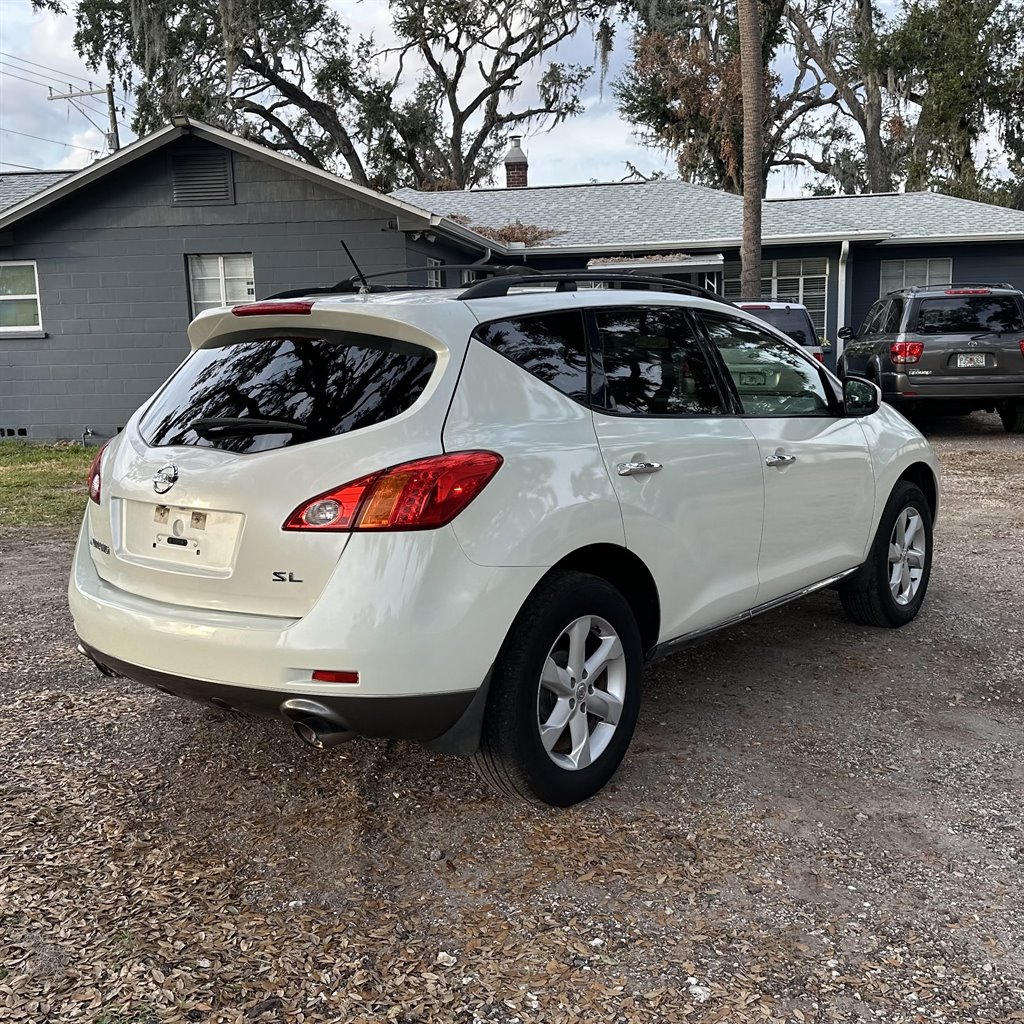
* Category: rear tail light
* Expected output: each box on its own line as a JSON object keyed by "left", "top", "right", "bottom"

{"left": 891, "top": 341, "right": 925, "bottom": 364}
{"left": 1019, "top": 340, "right": 1024, "bottom": 358}
{"left": 87, "top": 441, "right": 109, "bottom": 504}
{"left": 284, "top": 451, "right": 503, "bottom": 532}
{"left": 231, "top": 301, "right": 313, "bottom": 316}
{"left": 812, "top": 351, "right": 825, "bottom": 363}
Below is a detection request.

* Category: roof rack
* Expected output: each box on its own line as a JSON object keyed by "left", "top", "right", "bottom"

{"left": 893, "top": 281, "right": 1014, "bottom": 294}
{"left": 456, "top": 271, "right": 732, "bottom": 305}
{"left": 264, "top": 263, "right": 539, "bottom": 300}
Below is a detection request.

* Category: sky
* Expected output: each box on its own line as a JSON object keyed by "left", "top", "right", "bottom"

{"left": 0, "top": 0, "right": 825, "bottom": 194}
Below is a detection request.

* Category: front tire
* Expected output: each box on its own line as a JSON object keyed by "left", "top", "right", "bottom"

{"left": 473, "top": 571, "right": 642, "bottom": 806}
{"left": 839, "top": 481, "right": 933, "bottom": 627}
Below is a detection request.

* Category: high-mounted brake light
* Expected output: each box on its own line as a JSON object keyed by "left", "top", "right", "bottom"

{"left": 87, "top": 441, "right": 109, "bottom": 505}
{"left": 891, "top": 341, "right": 925, "bottom": 364}
{"left": 283, "top": 451, "right": 503, "bottom": 532}
{"left": 739, "top": 304, "right": 772, "bottom": 310}
{"left": 944, "top": 288, "right": 990, "bottom": 295}
{"left": 231, "top": 301, "right": 314, "bottom": 316}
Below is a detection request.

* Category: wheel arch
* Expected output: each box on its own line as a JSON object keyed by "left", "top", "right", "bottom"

{"left": 546, "top": 544, "right": 661, "bottom": 657}
{"left": 897, "top": 461, "right": 938, "bottom": 520}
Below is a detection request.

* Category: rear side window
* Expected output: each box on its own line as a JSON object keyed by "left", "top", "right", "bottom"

{"left": 140, "top": 332, "right": 435, "bottom": 454}
{"left": 912, "top": 295, "right": 1024, "bottom": 334}
{"left": 473, "top": 311, "right": 588, "bottom": 403}
{"left": 592, "top": 307, "right": 725, "bottom": 415}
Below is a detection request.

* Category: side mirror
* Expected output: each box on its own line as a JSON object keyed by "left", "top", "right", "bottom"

{"left": 837, "top": 326, "right": 856, "bottom": 340}
{"left": 843, "top": 376, "right": 880, "bottom": 417}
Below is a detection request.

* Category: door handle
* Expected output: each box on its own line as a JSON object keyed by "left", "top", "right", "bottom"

{"left": 765, "top": 452, "right": 797, "bottom": 468}
{"left": 617, "top": 461, "right": 663, "bottom": 476}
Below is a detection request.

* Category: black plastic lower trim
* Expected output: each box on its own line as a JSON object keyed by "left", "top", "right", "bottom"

{"left": 80, "top": 642, "right": 477, "bottom": 743}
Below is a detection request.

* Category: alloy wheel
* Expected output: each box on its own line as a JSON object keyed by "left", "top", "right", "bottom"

{"left": 536, "top": 615, "right": 627, "bottom": 771}
{"left": 888, "top": 506, "right": 926, "bottom": 606}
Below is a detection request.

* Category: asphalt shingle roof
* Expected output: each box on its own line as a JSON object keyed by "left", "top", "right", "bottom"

{"left": 0, "top": 171, "right": 72, "bottom": 212}
{"left": 394, "top": 181, "right": 1024, "bottom": 250}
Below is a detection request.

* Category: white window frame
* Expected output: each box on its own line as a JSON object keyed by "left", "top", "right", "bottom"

{"left": 724, "top": 258, "right": 829, "bottom": 334}
{"left": 0, "top": 260, "right": 42, "bottom": 333}
{"left": 426, "top": 257, "right": 444, "bottom": 289}
{"left": 187, "top": 253, "right": 255, "bottom": 315}
{"left": 879, "top": 258, "right": 952, "bottom": 295}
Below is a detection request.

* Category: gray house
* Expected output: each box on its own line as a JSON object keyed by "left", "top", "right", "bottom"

{"left": 3, "top": 117, "right": 1024, "bottom": 441}
{"left": 396, "top": 174, "right": 1024, "bottom": 354}
{"left": 0, "top": 120, "right": 487, "bottom": 441}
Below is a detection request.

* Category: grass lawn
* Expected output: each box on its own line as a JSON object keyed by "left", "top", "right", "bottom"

{"left": 0, "top": 441, "right": 96, "bottom": 528}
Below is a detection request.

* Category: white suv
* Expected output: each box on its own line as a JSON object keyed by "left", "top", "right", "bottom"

{"left": 70, "top": 271, "right": 939, "bottom": 806}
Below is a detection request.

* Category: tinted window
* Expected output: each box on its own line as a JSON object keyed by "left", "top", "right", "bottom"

{"left": 862, "top": 300, "right": 887, "bottom": 335}
{"left": 140, "top": 332, "right": 435, "bottom": 454}
{"left": 593, "top": 307, "right": 725, "bottom": 415}
{"left": 912, "top": 296, "right": 1024, "bottom": 334}
{"left": 700, "top": 315, "right": 832, "bottom": 417}
{"left": 474, "top": 311, "right": 588, "bottom": 403}
{"left": 740, "top": 306, "right": 817, "bottom": 347}
{"left": 883, "top": 298, "right": 904, "bottom": 333}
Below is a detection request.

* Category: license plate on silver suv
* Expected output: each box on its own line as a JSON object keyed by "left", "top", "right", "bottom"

{"left": 956, "top": 353, "right": 986, "bottom": 368}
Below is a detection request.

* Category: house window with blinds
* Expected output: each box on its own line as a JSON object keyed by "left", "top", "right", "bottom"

{"left": 188, "top": 254, "right": 255, "bottom": 315}
{"left": 879, "top": 258, "right": 952, "bottom": 295}
{"left": 724, "top": 258, "right": 829, "bottom": 335}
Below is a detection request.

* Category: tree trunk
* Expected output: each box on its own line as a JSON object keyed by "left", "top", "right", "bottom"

{"left": 855, "top": 0, "right": 890, "bottom": 193}
{"left": 738, "top": 0, "right": 764, "bottom": 297}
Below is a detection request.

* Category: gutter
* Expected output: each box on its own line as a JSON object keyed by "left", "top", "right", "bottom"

{"left": 837, "top": 239, "right": 850, "bottom": 358}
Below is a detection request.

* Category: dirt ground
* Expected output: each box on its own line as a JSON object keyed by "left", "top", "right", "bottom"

{"left": 1, "top": 413, "right": 1022, "bottom": 1024}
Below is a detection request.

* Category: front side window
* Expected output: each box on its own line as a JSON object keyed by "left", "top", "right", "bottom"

{"left": 592, "top": 307, "right": 725, "bottom": 416}
{"left": 140, "top": 332, "right": 435, "bottom": 454}
{"left": 0, "top": 261, "right": 41, "bottom": 332}
{"left": 700, "top": 314, "right": 832, "bottom": 417}
{"left": 188, "top": 254, "right": 255, "bottom": 315}
{"left": 473, "top": 311, "right": 589, "bottom": 404}
{"left": 912, "top": 295, "right": 1024, "bottom": 335}
{"left": 861, "top": 300, "right": 887, "bottom": 336}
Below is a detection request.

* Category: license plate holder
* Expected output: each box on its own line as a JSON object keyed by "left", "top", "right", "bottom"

{"left": 956, "top": 353, "right": 986, "bottom": 368}
{"left": 122, "top": 499, "right": 243, "bottom": 572}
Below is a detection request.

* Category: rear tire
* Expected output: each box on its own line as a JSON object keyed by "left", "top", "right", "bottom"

{"left": 473, "top": 571, "right": 642, "bottom": 806}
{"left": 840, "top": 481, "right": 933, "bottom": 628}
{"left": 998, "top": 400, "right": 1024, "bottom": 433}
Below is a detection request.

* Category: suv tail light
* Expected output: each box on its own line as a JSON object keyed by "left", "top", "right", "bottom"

{"left": 284, "top": 451, "right": 503, "bottom": 532}
{"left": 87, "top": 442, "right": 109, "bottom": 504}
{"left": 812, "top": 351, "right": 825, "bottom": 363}
{"left": 1019, "top": 340, "right": 1024, "bottom": 358}
{"left": 891, "top": 341, "right": 925, "bottom": 364}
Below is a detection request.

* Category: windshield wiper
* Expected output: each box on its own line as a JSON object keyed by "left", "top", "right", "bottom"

{"left": 189, "top": 416, "right": 309, "bottom": 437}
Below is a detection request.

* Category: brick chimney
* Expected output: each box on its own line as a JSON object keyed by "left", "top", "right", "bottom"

{"left": 504, "top": 136, "right": 528, "bottom": 188}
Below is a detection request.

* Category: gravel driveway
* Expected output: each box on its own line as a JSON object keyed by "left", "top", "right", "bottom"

{"left": 2, "top": 413, "right": 1022, "bottom": 1023}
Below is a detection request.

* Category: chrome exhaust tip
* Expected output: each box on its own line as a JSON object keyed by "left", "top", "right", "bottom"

{"left": 293, "top": 718, "right": 354, "bottom": 750}
{"left": 76, "top": 643, "right": 120, "bottom": 678}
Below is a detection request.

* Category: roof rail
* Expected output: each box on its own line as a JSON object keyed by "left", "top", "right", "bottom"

{"left": 264, "top": 263, "right": 539, "bottom": 300}
{"left": 456, "top": 271, "right": 732, "bottom": 305}
{"left": 895, "top": 281, "right": 1014, "bottom": 294}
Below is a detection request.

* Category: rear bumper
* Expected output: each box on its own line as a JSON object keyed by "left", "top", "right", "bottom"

{"left": 79, "top": 641, "right": 477, "bottom": 744}
{"left": 882, "top": 373, "right": 1024, "bottom": 403}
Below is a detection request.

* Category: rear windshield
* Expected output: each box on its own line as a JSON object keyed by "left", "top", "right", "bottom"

{"left": 740, "top": 307, "right": 817, "bottom": 347}
{"left": 913, "top": 296, "right": 1024, "bottom": 335}
{"left": 139, "top": 332, "right": 435, "bottom": 453}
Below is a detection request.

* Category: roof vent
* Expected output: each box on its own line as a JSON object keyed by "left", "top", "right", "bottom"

{"left": 171, "top": 149, "right": 234, "bottom": 205}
